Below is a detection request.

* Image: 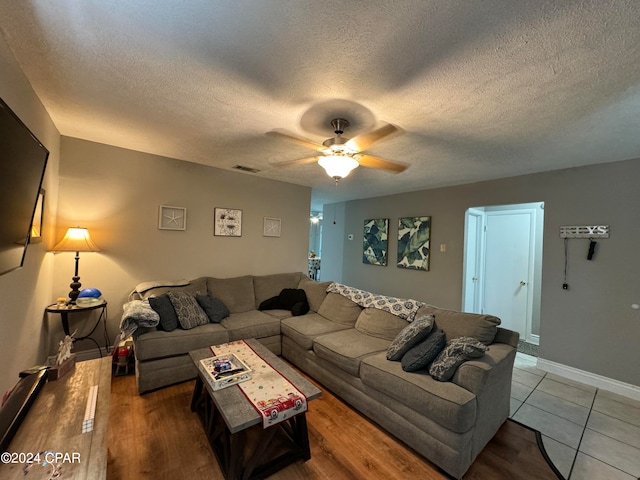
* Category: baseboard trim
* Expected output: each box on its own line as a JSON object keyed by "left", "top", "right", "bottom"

{"left": 537, "top": 357, "right": 640, "bottom": 402}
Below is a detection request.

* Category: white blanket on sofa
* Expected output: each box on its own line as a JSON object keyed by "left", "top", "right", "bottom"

{"left": 119, "top": 299, "right": 159, "bottom": 338}
{"left": 326, "top": 282, "right": 424, "bottom": 321}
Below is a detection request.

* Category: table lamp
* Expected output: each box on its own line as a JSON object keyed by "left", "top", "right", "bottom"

{"left": 52, "top": 227, "right": 100, "bottom": 304}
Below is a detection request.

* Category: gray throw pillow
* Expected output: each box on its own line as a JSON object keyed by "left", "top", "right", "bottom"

{"left": 387, "top": 314, "right": 435, "bottom": 361}
{"left": 401, "top": 329, "right": 445, "bottom": 372}
{"left": 148, "top": 294, "right": 179, "bottom": 332}
{"left": 167, "top": 292, "right": 210, "bottom": 330}
{"left": 196, "top": 294, "right": 230, "bottom": 323}
{"left": 429, "top": 337, "right": 487, "bottom": 382}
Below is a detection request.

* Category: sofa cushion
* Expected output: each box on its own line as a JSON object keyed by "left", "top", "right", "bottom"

{"left": 355, "top": 308, "right": 409, "bottom": 340}
{"left": 297, "top": 277, "right": 331, "bottom": 312}
{"left": 148, "top": 294, "right": 179, "bottom": 332}
{"left": 253, "top": 272, "right": 303, "bottom": 307}
{"left": 360, "top": 352, "right": 477, "bottom": 433}
{"left": 207, "top": 276, "right": 255, "bottom": 313}
{"left": 317, "top": 293, "right": 362, "bottom": 326}
{"left": 281, "top": 313, "right": 351, "bottom": 350}
{"left": 386, "top": 314, "right": 435, "bottom": 361}
{"left": 196, "top": 294, "right": 230, "bottom": 323}
{"left": 220, "top": 310, "right": 281, "bottom": 341}
{"left": 420, "top": 305, "right": 500, "bottom": 345}
{"left": 401, "top": 328, "right": 446, "bottom": 372}
{"left": 313, "top": 329, "right": 390, "bottom": 377}
{"left": 134, "top": 323, "right": 229, "bottom": 361}
{"left": 139, "top": 277, "right": 207, "bottom": 300}
{"left": 262, "top": 309, "right": 294, "bottom": 320}
{"left": 429, "top": 337, "right": 487, "bottom": 382}
{"left": 167, "top": 292, "right": 210, "bottom": 330}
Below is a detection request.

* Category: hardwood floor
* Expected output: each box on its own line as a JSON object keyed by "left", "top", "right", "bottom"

{"left": 107, "top": 370, "right": 560, "bottom": 480}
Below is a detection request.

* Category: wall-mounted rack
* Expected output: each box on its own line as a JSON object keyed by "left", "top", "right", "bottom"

{"left": 560, "top": 225, "right": 609, "bottom": 239}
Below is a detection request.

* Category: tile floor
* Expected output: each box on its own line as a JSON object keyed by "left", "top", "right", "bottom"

{"left": 510, "top": 353, "right": 640, "bottom": 479}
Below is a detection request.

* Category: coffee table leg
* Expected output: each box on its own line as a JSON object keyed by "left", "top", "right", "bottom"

{"left": 191, "top": 376, "right": 203, "bottom": 412}
{"left": 294, "top": 413, "right": 311, "bottom": 460}
{"left": 228, "top": 430, "right": 245, "bottom": 480}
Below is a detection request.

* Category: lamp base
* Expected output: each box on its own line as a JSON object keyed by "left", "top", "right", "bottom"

{"left": 68, "top": 276, "right": 81, "bottom": 305}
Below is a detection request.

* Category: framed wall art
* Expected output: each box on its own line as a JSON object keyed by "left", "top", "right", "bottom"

{"left": 158, "top": 205, "right": 187, "bottom": 231}
{"left": 397, "top": 216, "right": 431, "bottom": 271}
{"left": 29, "top": 188, "right": 45, "bottom": 243}
{"left": 263, "top": 217, "right": 281, "bottom": 237}
{"left": 214, "top": 208, "right": 242, "bottom": 237}
{"left": 363, "top": 218, "right": 388, "bottom": 266}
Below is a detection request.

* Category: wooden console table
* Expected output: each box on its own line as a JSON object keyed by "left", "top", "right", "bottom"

{"left": 0, "top": 357, "right": 111, "bottom": 479}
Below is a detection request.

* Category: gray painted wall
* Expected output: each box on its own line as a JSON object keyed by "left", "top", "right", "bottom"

{"left": 0, "top": 34, "right": 60, "bottom": 396}
{"left": 322, "top": 159, "right": 640, "bottom": 386}
{"left": 52, "top": 137, "right": 312, "bottom": 352}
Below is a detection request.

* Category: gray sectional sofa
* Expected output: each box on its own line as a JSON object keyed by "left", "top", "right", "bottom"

{"left": 129, "top": 271, "right": 518, "bottom": 479}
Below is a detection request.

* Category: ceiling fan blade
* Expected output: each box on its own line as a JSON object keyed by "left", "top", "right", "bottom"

{"left": 357, "top": 154, "right": 408, "bottom": 173}
{"left": 346, "top": 123, "right": 401, "bottom": 152}
{"left": 266, "top": 129, "right": 325, "bottom": 151}
{"left": 271, "top": 156, "right": 319, "bottom": 168}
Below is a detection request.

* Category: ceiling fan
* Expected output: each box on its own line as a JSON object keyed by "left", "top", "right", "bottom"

{"left": 267, "top": 118, "right": 407, "bottom": 181}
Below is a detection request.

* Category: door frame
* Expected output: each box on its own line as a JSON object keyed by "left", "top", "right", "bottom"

{"left": 462, "top": 203, "right": 543, "bottom": 345}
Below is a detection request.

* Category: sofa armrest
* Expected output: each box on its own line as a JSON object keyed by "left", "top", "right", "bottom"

{"left": 451, "top": 342, "right": 515, "bottom": 396}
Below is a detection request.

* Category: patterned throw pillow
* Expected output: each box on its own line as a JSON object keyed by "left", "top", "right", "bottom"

{"left": 196, "top": 294, "right": 230, "bottom": 323}
{"left": 148, "top": 294, "right": 179, "bottom": 332}
{"left": 429, "top": 337, "right": 487, "bottom": 382}
{"left": 401, "top": 328, "right": 445, "bottom": 372}
{"left": 386, "top": 314, "right": 435, "bottom": 361}
{"left": 167, "top": 292, "right": 210, "bottom": 330}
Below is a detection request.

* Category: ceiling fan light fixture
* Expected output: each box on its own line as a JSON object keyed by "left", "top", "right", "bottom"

{"left": 318, "top": 155, "right": 359, "bottom": 180}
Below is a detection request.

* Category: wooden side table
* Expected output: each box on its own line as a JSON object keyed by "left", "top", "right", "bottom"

{"left": 45, "top": 301, "right": 109, "bottom": 355}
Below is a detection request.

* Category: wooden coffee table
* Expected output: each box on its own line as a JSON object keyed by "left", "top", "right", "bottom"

{"left": 189, "top": 339, "right": 321, "bottom": 480}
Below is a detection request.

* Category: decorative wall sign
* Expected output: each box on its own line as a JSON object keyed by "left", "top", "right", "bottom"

{"left": 263, "top": 217, "right": 281, "bottom": 237}
{"left": 560, "top": 225, "right": 609, "bottom": 239}
{"left": 29, "top": 188, "right": 45, "bottom": 243}
{"left": 363, "top": 218, "right": 388, "bottom": 266}
{"left": 397, "top": 216, "right": 431, "bottom": 271}
{"left": 214, "top": 208, "right": 242, "bottom": 237}
{"left": 158, "top": 205, "right": 186, "bottom": 230}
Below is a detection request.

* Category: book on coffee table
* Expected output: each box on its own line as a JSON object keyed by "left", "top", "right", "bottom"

{"left": 199, "top": 354, "right": 253, "bottom": 391}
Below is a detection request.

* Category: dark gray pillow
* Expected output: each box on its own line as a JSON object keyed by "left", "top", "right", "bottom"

{"left": 387, "top": 314, "right": 435, "bottom": 361}
{"left": 429, "top": 337, "right": 487, "bottom": 382}
{"left": 401, "top": 329, "right": 445, "bottom": 372}
{"left": 196, "top": 294, "right": 230, "bottom": 323}
{"left": 148, "top": 294, "right": 179, "bottom": 332}
{"left": 167, "top": 292, "right": 210, "bottom": 330}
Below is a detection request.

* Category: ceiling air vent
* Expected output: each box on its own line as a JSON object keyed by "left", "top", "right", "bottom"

{"left": 232, "top": 165, "right": 260, "bottom": 173}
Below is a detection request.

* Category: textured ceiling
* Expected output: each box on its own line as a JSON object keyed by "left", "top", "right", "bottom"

{"left": 1, "top": 1, "right": 640, "bottom": 210}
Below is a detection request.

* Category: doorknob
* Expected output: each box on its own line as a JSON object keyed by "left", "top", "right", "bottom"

{"left": 520, "top": 281, "right": 527, "bottom": 286}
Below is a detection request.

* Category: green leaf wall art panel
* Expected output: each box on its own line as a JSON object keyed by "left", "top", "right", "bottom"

{"left": 397, "top": 216, "right": 431, "bottom": 271}
{"left": 363, "top": 218, "right": 388, "bottom": 266}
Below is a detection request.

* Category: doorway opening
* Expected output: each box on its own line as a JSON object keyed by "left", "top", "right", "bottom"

{"left": 309, "top": 212, "right": 322, "bottom": 280}
{"left": 462, "top": 202, "right": 544, "bottom": 355}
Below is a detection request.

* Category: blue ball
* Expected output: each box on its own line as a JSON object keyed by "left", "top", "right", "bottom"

{"left": 78, "top": 288, "right": 102, "bottom": 298}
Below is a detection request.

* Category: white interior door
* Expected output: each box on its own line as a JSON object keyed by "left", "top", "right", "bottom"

{"left": 462, "top": 209, "right": 484, "bottom": 313}
{"left": 483, "top": 211, "right": 534, "bottom": 338}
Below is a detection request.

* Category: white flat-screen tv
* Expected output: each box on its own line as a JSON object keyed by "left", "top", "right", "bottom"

{"left": 0, "top": 97, "right": 49, "bottom": 276}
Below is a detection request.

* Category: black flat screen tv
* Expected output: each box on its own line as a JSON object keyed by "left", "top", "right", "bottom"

{"left": 0, "top": 97, "right": 49, "bottom": 276}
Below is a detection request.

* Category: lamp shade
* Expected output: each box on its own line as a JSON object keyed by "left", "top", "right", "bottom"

{"left": 318, "top": 155, "right": 359, "bottom": 179}
{"left": 52, "top": 227, "right": 100, "bottom": 252}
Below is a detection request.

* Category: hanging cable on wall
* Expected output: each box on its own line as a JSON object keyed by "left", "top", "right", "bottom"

{"left": 563, "top": 238, "right": 569, "bottom": 290}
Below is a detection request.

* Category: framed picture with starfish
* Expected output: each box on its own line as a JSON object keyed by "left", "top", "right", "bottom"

{"left": 158, "top": 205, "right": 187, "bottom": 230}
